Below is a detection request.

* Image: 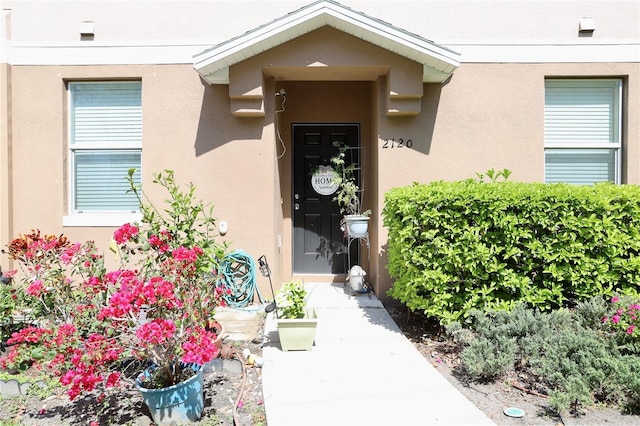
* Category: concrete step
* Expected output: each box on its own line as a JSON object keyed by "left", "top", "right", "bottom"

{"left": 215, "top": 306, "right": 265, "bottom": 342}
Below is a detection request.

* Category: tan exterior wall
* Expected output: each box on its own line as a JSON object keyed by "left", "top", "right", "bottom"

{"left": 374, "top": 62, "right": 640, "bottom": 292}
{"left": 380, "top": 62, "right": 640, "bottom": 189}
{"left": 6, "top": 59, "right": 637, "bottom": 299}
{"left": 1, "top": 0, "right": 639, "bottom": 301}
{"left": 7, "top": 64, "right": 280, "bottom": 280}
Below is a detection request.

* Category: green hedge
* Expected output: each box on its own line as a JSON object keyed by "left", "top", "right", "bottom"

{"left": 383, "top": 180, "right": 640, "bottom": 323}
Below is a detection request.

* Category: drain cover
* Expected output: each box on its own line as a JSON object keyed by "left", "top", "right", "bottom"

{"left": 503, "top": 407, "right": 525, "bottom": 418}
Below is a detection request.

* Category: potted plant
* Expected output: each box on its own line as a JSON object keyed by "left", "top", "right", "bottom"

{"left": 330, "top": 141, "right": 371, "bottom": 237}
{"left": 0, "top": 169, "right": 230, "bottom": 425}
{"left": 275, "top": 281, "right": 318, "bottom": 351}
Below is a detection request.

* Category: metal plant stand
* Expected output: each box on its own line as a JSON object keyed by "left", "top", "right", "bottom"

{"left": 345, "top": 231, "right": 369, "bottom": 273}
{"left": 344, "top": 228, "right": 370, "bottom": 297}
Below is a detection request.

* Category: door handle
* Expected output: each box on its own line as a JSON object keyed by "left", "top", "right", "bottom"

{"left": 294, "top": 203, "right": 300, "bottom": 210}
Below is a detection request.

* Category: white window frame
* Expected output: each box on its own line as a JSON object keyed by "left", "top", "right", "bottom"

{"left": 544, "top": 78, "right": 622, "bottom": 185}
{"left": 63, "top": 81, "right": 142, "bottom": 227}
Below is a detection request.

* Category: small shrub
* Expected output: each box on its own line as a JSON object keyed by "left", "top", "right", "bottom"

{"left": 574, "top": 296, "right": 609, "bottom": 329}
{"left": 24, "top": 375, "right": 61, "bottom": 400}
{"left": 549, "top": 377, "right": 592, "bottom": 415}
{"left": 443, "top": 321, "right": 474, "bottom": 345}
{"left": 460, "top": 336, "right": 516, "bottom": 380}
{"left": 455, "top": 301, "right": 640, "bottom": 414}
{"left": 526, "top": 325, "right": 620, "bottom": 412}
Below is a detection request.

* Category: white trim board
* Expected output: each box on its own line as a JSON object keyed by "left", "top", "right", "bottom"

{"left": 6, "top": 42, "right": 640, "bottom": 66}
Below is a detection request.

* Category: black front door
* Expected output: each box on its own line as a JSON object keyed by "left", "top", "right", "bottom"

{"left": 292, "top": 124, "right": 360, "bottom": 274}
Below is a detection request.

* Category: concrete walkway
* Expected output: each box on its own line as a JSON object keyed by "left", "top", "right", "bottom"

{"left": 261, "top": 283, "right": 495, "bottom": 426}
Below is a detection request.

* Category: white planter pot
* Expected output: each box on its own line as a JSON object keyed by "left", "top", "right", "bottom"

{"left": 344, "top": 215, "right": 369, "bottom": 236}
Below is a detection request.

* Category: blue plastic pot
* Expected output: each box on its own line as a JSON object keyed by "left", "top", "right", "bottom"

{"left": 135, "top": 364, "right": 204, "bottom": 424}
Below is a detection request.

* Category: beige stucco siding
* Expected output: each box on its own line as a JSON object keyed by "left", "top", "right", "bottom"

{"left": 373, "top": 62, "right": 640, "bottom": 293}
{"left": 7, "top": 64, "right": 280, "bottom": 277}
{"left": 2, "top": 0, "right": 639, "bottom": 300}
{"left": 6, "top": 59, "right": 638, "bottom": 298}
{"left": 375, "top": 62, "right": 640, "bottom": 189}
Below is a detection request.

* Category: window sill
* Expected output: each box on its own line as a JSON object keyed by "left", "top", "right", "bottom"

{"left": 63, "top": 212, "right": 142, "bottom": 228}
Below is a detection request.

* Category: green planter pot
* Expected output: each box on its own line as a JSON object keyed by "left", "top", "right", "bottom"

{"left": 277, "top": 307, "right": 318, "bottom": 351}
{"left": 136, "top": 364, "right": 204, "bottom": 424}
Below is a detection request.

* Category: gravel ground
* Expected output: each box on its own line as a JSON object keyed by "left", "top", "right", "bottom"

{"left": 0, "top": 328, "right": 266, "bottom": 426}
{"left": 5, "top": 303, "right": 640, "bottom": 426}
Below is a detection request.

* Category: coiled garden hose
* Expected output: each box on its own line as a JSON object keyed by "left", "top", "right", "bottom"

{"left": 218, "top": 250, "right": 265, "bottom": 309}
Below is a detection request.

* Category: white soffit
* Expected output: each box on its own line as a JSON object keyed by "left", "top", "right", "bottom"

{"left": 193, "top": 0, "right": 460, "bottom": 84}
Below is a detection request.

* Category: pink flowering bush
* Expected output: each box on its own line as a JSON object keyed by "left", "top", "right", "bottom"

{"left": 1, "top": 169, "right": 230, "bottom": 400}
{"left": 3, "top": 230, "right": 106, "bottom": 324}
{"left": 602, "top": 295, "right": 640, "bottom": 353}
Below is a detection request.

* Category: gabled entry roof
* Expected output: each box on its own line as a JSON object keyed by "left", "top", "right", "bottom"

{"left": 193, "top": 0, "right": 460, "bottom": 84}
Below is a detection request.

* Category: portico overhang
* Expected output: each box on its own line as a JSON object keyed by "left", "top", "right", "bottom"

{"left": 193, "top": 0, "right": 460, "bottom": 116}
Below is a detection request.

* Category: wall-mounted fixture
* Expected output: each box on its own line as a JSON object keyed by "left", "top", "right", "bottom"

{"left": 219, "top": 221, "right": 228, "bottom": 236}
{"left": 579, "top": 18, "right": 596, "bottom": 34}
{"left": 80, "top": 21, "right": 94, "bottom": 36}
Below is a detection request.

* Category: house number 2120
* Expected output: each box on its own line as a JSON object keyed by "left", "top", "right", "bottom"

{"left": 382, "top": 138, "right": 413, "bottom": 149}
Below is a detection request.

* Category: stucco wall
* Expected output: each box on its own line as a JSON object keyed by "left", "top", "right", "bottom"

{"left": 2, "top": 0, "right": 639, "bottom": 300}
{"left": 5, "top": 59, "right": 640, "bottom": 298}
{"left": 7, "top": 64, "right": 280, "bottom": 280}
{"left": 4, "top": 1, "right": 638, "bottom": 45}
{"left": 378, "top": 62, "right": 640, "bottom": 192}
{"left": 373, "top": 61, "right": 640, "bottom": 298}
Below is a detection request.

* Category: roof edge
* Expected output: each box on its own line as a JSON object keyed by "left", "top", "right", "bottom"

{"left": 193, "top": 0, "right": 459, "bottom": 84}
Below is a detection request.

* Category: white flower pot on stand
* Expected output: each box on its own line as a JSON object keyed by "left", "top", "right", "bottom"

{"left": 343, "top": 215, "right": 369, "bottom": 237}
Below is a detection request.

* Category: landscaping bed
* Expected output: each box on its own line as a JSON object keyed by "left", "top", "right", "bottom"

{"left": 0, "top": 337, "right": 266, "bottom": 426}
{"left": 387, "top": 303, "right": 640, "bottom": 426}
{"left": 5, "top": 302, "right": 640, "bottom": 426}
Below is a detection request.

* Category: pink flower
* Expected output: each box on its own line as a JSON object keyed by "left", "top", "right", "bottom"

{"left": 136, "top": 319, "right": 176, "bottom": 345}
{"left": 7, "top": 326, "right": 51, "bottom": 345}
{"left": 3, "top": 269, "right": 17, "bottom": 278}
{"left": 181, "top": 328, "right": 219, "bottom": 364}
{"left": 84, "top": 276, "right": 105, "bottom": 293}
{"left": 52, "top": 323, "right": 77, "bottom": 346}
{"left": 60, "top": 243, "right": 81, "bottom": 265}
{"left": 149, "top": 232, "right": 172, "bottom": 253}
{"left": 105, "top": 372, "right": 121, "bottom": 388}
{"left": 627, "top": 325, "right": 636, "bottom": 335}
{"left": 100, "top": 289, "right": 136, "bottom": 318}
{"left": 148, "top": 234, "right": 161, "bottom": 246}
{"left": 612, "top": 315, "right": 621, "bottom": 324}
{"left": 41, "top": 238, "right": 61, "bottom": 252}
{"left": 611, "top": 296, "right": 620, "bottom": 303}
{"left": 26, "top": 279, "right": 46, "bottom": 297}
{"left": 172, "top": 246, "right": 201, "bottom": 262}
{"left": 113, "top": 223, "right": 139, "bottom": 244}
